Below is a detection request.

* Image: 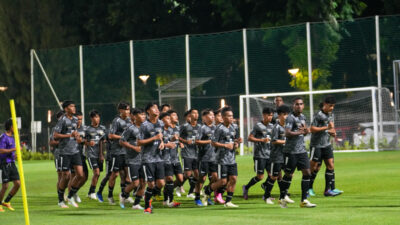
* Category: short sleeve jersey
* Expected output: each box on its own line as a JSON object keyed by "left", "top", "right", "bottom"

{"left": 250, "top": 121, "right": 273, "bottom": 159}
{"left": 213, "top": 124, "right": 239, "bottom": 165}
{"left": 270, "top": 123, "right": 286, "bottom": 163}
{"left": 283, "top": 113, "right": 307, "bottom": 154}
{"left": 85, "top": 125, "right": 106, "bottom": 158}
{"left": 54, "top": 115, "right": 79, "bottom": 155}
{"left": 0, "top": 133, "right": 15, "bottom": 163}
{"left": 139, "top": 119, "right": 164, "bottom": 163}
{"left": 310, "top": 110, "right": 334, "bottom": 148}
{"left": 77, "top": 125, "right": 86, "bottom": 157}
{"left": 169, "top": 125, "right": 180, "bottom": 164}
{"left": 198, "top": 124, "right": 216, "bottom": 162}
{"left": 161, "top": 127, "right": 174, "bottom": 164}
{"left": 179, "top": 122, "right": 201, "bottom": 159}
{"left": 120, "top": 124, "right": 142, "bottom": 165}
{"left": 109, "top": 116, "right": 131, "bottom": 155}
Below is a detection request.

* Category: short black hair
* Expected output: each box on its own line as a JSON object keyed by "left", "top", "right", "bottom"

{"left": 277, "top": 105, "right": 291, "bottom": 115}
{"left": 160, "top": 104, "right": 171, "bottom": 111}
{"left": 145, "top": 102, "right": 158, "bottom": 112}
{"left": 188, "top": 108, "right": 198, "bottom": 114}
{"left": 221, "top": 106, "right": 233, "bottom": 116}
{"left": 89, "top": 110, "right": 100, "bottom": 118}
{"left": 214, "top": 109, "right": 221, "bottom": 115}
{"left": 75, "top": 111, "right": 83, "bottom": 116}
{"left": 201, "top": 108, "right": 213, "bottom": 116}
{"left": 167, "top": 110, "right": 177, "bottom": 115}
{"left": 324, "top": 95, "right": 336, "bottom": 104}
{"left": 292, "top": 96, "right": 303, "bottom": 103}
{"left": 5, "top": 118, "right": 12, "bottom": 131}
{"left": 159, "top": 112, "right": 170, "bottom": 120}
{"left": 262, "top": 107, "right": 274, "bottom": 114}
{"left": 55, "top": 111, "right": 64, "bottom": 120}
{"left": 131, "top": 108, "right": 144, "bottom": 115}
{"left": 274, "top": 96, "right": 283, "bottom": 101}
{"left": 62, "top": 100, "right": 74, "bottom": 109}
{"left": 117, "top": 102, "right": 130, "bottom": 110}
{"left": 183, "top": 110, "right": 190, "bottom": 117}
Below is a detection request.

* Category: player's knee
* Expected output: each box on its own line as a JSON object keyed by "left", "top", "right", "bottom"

{"left": 133, "top": 180, "right": 140, "bottom": 187}
{"left": 256, "top": 174, "right": 264, "bottom": 180}
{"left": 221, "top": 179, "right": 228, "bottom": 186}
{"left": 2, "top": 183, "right": 9, "bottom": 189}
{"left": 14, "top": 180, "right": 21, "bottom": 188}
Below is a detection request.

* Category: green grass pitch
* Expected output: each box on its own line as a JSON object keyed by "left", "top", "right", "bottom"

{"left": 1, "top": 151, "right": 400, "bottom": 225}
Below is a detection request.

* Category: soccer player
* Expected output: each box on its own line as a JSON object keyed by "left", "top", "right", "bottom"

{"left": 195, "top": 109, "right": 217, "bottom": 206}
{"left": 204, "top": 106, "right": 240, "bottom": 207}
{"left": 179, "top": 108, "right": 201, "bottom": 200}
{"left": 54, "top": 100, "right": 85, "bottom": 208}
{"left": 159, "top": 112, "right": 181, "bottom": 207}
{"left": 242, "top": 107, "right": 274, "bottom": 200}
{"left": 0, "top": 119, "right": 20, "bottom": 212}
{"left": 167, "top": 110, "right": 185, "bottom": 198}
{"left": 96, "top": 128, "right": 112, "bottom": 202}
{"left": 214, "top": 109, "right": 223, "bottom": 126}
{"left": 160, "top": 104, "right": 171, "bottom": 113}
{"left": 138, "top": 103, "right": 165, "bottom": 214}
{"left": 108, "top": 102, "right": 131, "bottom": 205}
{"left": 85, "top": 110, "right": 106, "bottom": 200}
{"left": 309, "top": 96, "right": 343, "bottom": 197}
{"left": 119, "top": 108, "right": 147, "bottom": 209}
{"left": 272, "top": 96, "right": 284, "bottom": 124}
{"left": 262, "top": 105, "right": 291, "bottom": 207}
{"left": 280, "top": 97, "right": 316, "bottom": 208}
{"left": 49, "top": 111, "right": 64, "bottom": 196}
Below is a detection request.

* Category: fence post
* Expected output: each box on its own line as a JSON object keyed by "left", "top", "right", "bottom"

{"left": 242, "top": 28, "right": 251, "bottom": 146}
{"left": 79, "top": 45, "right": 85, "bottom": 125}
{"left": 306, "top": 22, "right": 314, "bottom": 121}
{"left": 375, "top": 15, "right": 383, "bottom": 139}
{"left": 185, "top": 34, "right": 191, "bottom": 110}
{"left": 30, "top": 49, "right": 35, "bottom": 152}
{"left": 130, "top": 40, "right": 136, "bottom": 107}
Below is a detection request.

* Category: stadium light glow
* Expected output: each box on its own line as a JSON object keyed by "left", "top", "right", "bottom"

{"left": 288, "top": 68, "right": 299, "bottom": 76}
{"left": 47, "top": 110, "right": 52, "bottom": 124}
{"left": 0, "top": 86, "right": 8, "bottom": 91}
{"left": 139, "top": 75, "right": 150, "bottom": 84}
{"left": 220, "top": 99, "right": 226, "bottom": 108}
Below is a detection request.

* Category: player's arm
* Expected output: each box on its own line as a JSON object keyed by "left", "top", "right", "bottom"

{"left": 120, "top": 129, "right": 141, "bottom": 153}
{"left": 108, "top": 119, "right": 122, "bottom": 140}
{"left": 0, "top": 148, "right": 16, "bottom": 153}
{"left": 211, "top": 129, "right": 234, "bottom": 150}
{"left": 137, "top": 126, "right": 162, "bottom": 146}
{"left": 195, "top": 128, "right": 211, "bottom": 145}
{"left": 271, "top": 127, "right": 285, "bottom": 145}
{"left": 53, "top": 119, "right": 77, "bottom": 139}
{"left": 285, "top": 116, "right": 305, "bottom": 137}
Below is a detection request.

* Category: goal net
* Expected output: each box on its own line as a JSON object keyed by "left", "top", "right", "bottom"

{"left": 239, "top": 87, "right": 399, "bottom": 155}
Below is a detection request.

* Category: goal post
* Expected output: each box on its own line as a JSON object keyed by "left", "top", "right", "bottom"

{"left": 239, "top": 86, "right": 398, "bottom": 155}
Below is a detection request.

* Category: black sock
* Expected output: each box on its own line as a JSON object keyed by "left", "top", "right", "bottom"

{"left": 166, "top": 181, "right": 174, "bottom": 202}
{"left": 144, "top": 187, "right": 153, "bottom": 209}
{"left": 98, "top": 173, "right": 110, "bottom": 194}
{"left": 195, "top": 192, "right": 200, "bottom": 201}
{"left": 108, "top": 186, "right": 114, "bottom": 198}
{"left": 133, "top": 186, "right": 139, "bottom": 194}
{"left": 68, "top": 186, "right": 79, "bottom": 199}
{"left": 310, "top": 171, "right": 318, "bottom": 189}
{"left": 301, "top": 175, "right": 311, "bottom": 201}
{"left": 58, "top": 189, "right": 65, "bottom": 203}
{"left": 278, "top": 180, "right": 286, "bottom": 199}
{"left": 245, "top": 176, "right": 261, "bottom": 190}
{"left": 189, "top": 177, "right": 196, "bottom": 194}
{"left": 325, "top": 169, "right": 334, "bottom": 192}
{"left": 122, "top": 189, "right": 130, "bottom": 198}
{"left": 218, "top": 186, "right": 226, "bottom": 194}
{"left": 89, "top": 185, "right": 96, "bottom": 195}
{"left": 226, "top": 192, "right": 233, "bottom": 203}
{"left": 263, "top": 177, "right": 276, "bottom": 198}
{"left": 4, "top": 194, "right": 13, "bottom": 203}
{"left": 280, "top": 175, "right": 292, "bottom": 199}
{"left": 330, "top": 170, "right": 336, "bottom": 190}
{"left": 204, "top": 185, "right": 212, "bottom": 196}
{"left": 153, "top": 186, "right": 162, "bottom": 196}
{"left": 163, "top": 186, "right": 168, "bottom": 202}
{"left": 120, "top": 183, "right": 126, "bottom": 193}
{"left": 134, "top": 195, "right": 142, "bottom": 205}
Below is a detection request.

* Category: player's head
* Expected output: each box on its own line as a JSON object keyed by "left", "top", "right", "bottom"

{"left": 62, "top": 100, "right": 76, "bottom": 115}
{"left": 159, "top": 112, "right": 171, "bottom": 127}
{"left": 184, "top": 110, "right": 191, "bottom": 123}
{"left": 188, "top": 108, "right": 199, "bottom": 121}
{"left": 75, "top": 111, "right": 83, "bottom": 126}
{"left": 4, "top": 118, "right": 13, "bottom": 133}
{"left": 160, "top": 104, "right": 171, "bottom": 113}
{"left": 117, "top": 102, "right": 130, "bottom": 118}
{"left": 167, "top": 110, "right": 179, "bottom": 124}
{"left": 214, "top": 109, "right": 223, "bottom": 124}
{"left": 292, "top": 97, "right": 304, "bottom": 114}
{"left": 201, "top": 108, "right": 214, "bottom": 125}
{"left": 274, "top": 96, "right": 284, "bottom": 107}
{"left": 322, "top": 95, "right": 336, "bottom": 113}
{"left": 55, "top": 110, "right": 64, "bottom": 121}
{"left": 89, "top": 110, "right": 101, "bottom": 125}
{"left": 221, "top": 106, "right": 234, "bottom": 124}
{"left": 145, "top": 102, "right": 159, "bottom": 118}
{"left": 131, "top": 108, "right": 146, "bottom": 124}
{"left": 277, "top": 105, "right": 290, "bottom": 122}
{"left": 262, "top": 107, "right": 274, "bottom": 123}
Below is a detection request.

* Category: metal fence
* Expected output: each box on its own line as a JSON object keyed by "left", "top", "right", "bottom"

{"left": 31, "top": 15, "right": 400, "bottom": 152}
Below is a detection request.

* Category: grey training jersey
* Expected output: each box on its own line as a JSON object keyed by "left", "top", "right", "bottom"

{"left": 198, "top": 124, "right": 216, "bottom": 162}
{"left": 139, "top": 119, "right": 164, "bottom": 163}
{"left": 77, "top": 125, "right": 86, "bottom": 157}
{"left": 310, "top": 110, "right": 334, "bottom": 148}
{"left": 169, "top": 125, "right": 180, "bottom": 164}
{"left": 49, "top": 127, "right": 59, "bottom": 158}
{"left": 270, "top": 123, "right": 286, "bottom": 163}
{"left": 272, "top": 112, "right": 279, "bottom": 125}
{"left": 120, "top": 124, "right": 142, "bottom": 165}
{"left": 180, "top": 122, "right": 201, "bottom": 159}
{"left": 250, "top": 121, "right": 273, "bottom": 159}
{"left": 85, "top": 125, "right": 106, "bottom": 159}
{"left": 109, "top": 116, "right": 131, "bottom": 155}
{"left": 54, "top": 115, "right": 79, "bottom": 155}
{"left": 161, "top": 127, "right": 174, "bottom": 164}
{"left": 213, "top": 124, "right": 239, "bottom": 165}
{"left": 283, "top": 113, "right": 307, "bottom": 154}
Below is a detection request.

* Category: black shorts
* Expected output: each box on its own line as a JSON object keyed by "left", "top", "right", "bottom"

{"left": 218, "top": 163, "right": 238, "bottom": 179}
{"left": 165, "top": 162, "right": 183, "bottom": 177}
{"left": 199, "top": 161, "right": 218, "bottom": 177}
{"left": 126, "top": 164, "right": 144, "bottom": 181}
{"left": 143, "top": 162, "right": 165, "bottom": 182}
{"left": 283, "top": 153, "right": 310, "bottom": 174}
{"left": 253, "top": 158, "right": 271, "bottom": 175}
{"left": 81, "top": 155, "right": 88, "bottom": 175}
{"left": 88, "top": 157, "right": 100, "bottom": 170}
{"left": 54, "top": 156, "right": 61, "bottom": 172}
{"left": 60, "top": 153, "right": 82, "bottom": 171}
{"left": 110, "top": 154, "right": 126, "bottom": 172}
{"left": 270, "top": 162, "right": 283, "bottom": 177}
{"left": 0, "top": 162, "right": 20, "bottom": 183}
{"left": 310, "top": 146, "right": 334, "bottom": 163}
{"left": 182, "top": 158, "right": 198, "bottom": 171}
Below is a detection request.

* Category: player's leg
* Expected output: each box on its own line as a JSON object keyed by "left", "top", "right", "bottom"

{"left": 143, "top": 163, "right": 156, "bottom": 213}
{"left": 97, "top": 158, "right": 111, "bottom": 202}
{"left": 87, "top": 158, "right": 100, "bottom": 199}
{"left": 324, "top": 146, "right": 342, "bottom": 195}
{"left": 132, "top": 176, "right": 146, "bottom": 210}
{"left": 263, "top": 162, "right": 278, "bottom": 204}
{"left": 224, "top": 164, "right": 239, "bottom": 207}
{"left": 298, "top": 153, "right": 316, "bottom": 208}
{"left": 67, "top": 154, "right": 84, "bottom": 208}
{"left": 243, "top": 158, "right": 264, "bottom": 200}
{"left": 195, "top": 162, "right": 207, "bottom": 206}
{"left": 154, "top": 162, "right": 165, "bottom": 204}
{"left": 281, "top": 154, "right": 295, "bottom": 204}
{"left": 309, "top": 147, "right": 322, "bottom": 196}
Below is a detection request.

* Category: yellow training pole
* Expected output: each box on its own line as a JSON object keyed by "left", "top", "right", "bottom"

{"left": 9, "top": 100, "right": 30, "bottom": 225}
